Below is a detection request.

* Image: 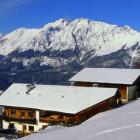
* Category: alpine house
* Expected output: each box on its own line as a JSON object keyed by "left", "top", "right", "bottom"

{"left": 69, "top": 68, "right": 140, "bottom": 103}
{"left": 0, "top": 83, "right": 118, "bottom": 133}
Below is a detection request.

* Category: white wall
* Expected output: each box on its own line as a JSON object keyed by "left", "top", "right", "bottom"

{"left": 3, "top": 120, "right": 48, "bottom": 133}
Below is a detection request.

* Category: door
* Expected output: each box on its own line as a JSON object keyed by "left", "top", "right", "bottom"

{"left": 23, "top": 125, "right": 27, "bottom": 133}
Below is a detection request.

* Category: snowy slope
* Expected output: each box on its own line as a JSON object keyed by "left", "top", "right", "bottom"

{"left": 21, "top": 99, "right": 140, "bottom": 140}
{"left": 0, "top": 28, "right": 40, "bottom": 55}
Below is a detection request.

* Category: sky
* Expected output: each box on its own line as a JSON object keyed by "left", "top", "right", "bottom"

{"left": 1, "top": 0, "right": 140, "bottom": 34}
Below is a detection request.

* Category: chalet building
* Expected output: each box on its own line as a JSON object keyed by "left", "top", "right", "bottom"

{"left": 69, "top": 68, "right": 140, "bottom": 103}
{"left": 0, "top": 83, "right": 118, "bottom": 133}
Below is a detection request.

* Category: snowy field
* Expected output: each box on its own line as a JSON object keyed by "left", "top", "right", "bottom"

{"left": 20, "top": 99, "right": 140, "bottom": 140}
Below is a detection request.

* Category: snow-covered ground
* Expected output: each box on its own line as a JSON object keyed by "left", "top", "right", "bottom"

{"left": 21, "top": 99, "right": 140, "bottom": 140}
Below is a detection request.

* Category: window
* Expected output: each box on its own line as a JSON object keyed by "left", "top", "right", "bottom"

{"left": 11, "top": 109, "right": 16, "bottom": 116}
{"left": 0, "top": 107, "right": 3, "bottom": 115}
{"left": 8, "top": 123, "right": 15, "bottom": 129}
{"left": 28, "top": 111, "right": 34, "bottom": 118}
{"left": 59, "top": 114, "right": 63, "bottom": 119}
{"left": 21, "top": 112, "right": 25, "bottom": 118}
{"left": 29, "top": 126, "right": 34, "bottom": 132}
{"left": 93, "top": 84, "right": 99, "bottom": 87}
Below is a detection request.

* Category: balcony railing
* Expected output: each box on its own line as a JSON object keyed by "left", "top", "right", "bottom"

{"left": 2, "top": 115, "right": 37, "bottom": 124}
{"left": 40, "top": 117, "right": 64, "bottom": 124}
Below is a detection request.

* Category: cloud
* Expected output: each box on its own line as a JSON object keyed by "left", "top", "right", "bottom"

{"left": 0, "top": 0, "right": 35, "bottom": 17}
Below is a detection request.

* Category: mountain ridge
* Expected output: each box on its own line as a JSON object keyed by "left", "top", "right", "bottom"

{"left": 0, "top": 18, "right": 140, "bottom": 89}
{"left": 1, "top": 18, "right": 140, "bottom": 57}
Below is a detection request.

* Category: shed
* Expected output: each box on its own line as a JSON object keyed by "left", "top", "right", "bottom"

{"left": 69, "top": 68, "right": 140, "bottom": 102}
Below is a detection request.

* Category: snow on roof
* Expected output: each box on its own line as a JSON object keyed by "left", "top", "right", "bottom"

{"left": 0, "top": 83, "right": 117, "bottom": 114}
{"left": 69, "top": 68, "right": 140, "bottom": 85}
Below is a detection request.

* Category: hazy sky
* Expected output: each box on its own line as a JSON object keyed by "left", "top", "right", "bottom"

{"left": 1, "top": 0, "right": 140, "bottom": 34}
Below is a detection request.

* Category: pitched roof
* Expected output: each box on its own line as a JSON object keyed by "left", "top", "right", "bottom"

{"left": 69, "top": 68, "right": 140, "bottom": 85}
{"left": 0, "top": 83, "right": 117, "bottom": 114}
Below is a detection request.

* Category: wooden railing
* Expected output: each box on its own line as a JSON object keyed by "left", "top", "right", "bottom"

{"left": 2, "top": 115, "right": 37, "bottom": 124}
{"left": 40, "top": 117, "right": 63, "bottom": 124}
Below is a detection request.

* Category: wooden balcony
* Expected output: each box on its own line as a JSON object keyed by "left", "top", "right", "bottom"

{"left": 2, "top": 115, "right": 37, "bottom": 124}
{"left": 40, "top": 117, "right": 63, "bottom": 124}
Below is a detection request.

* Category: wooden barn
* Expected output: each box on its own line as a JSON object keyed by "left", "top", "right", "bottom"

{"left": 69, "top": 68, "right": 140, "bottom": 103}
{"left": 0, "top": 83, "right": 118, "bottom": 133}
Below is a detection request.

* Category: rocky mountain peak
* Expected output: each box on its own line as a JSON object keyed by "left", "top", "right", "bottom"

{"left": 0, "top": 18, "right": 140, "bottom": 67}
{"left": 1, "top": 19, "right": 140, "bottom": 88}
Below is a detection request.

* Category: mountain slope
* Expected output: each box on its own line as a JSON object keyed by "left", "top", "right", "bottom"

{"left": 0, "top": 18, "right": 140, "bottom": 89}
{"left": 0, "top": 28, "right": 40, "bottom": 55}
{"left": 1, "top": 18, "right": 140, "bottom": 66}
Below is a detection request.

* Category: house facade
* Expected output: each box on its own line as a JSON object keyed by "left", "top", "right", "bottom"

{"left": 69, "top": 68, "right": 140, "bottom": 103}
{"left": 0, "top": 83, "right": 118, "bottom": 133}
{"left": 2, "top": 107, "right": 46, "bottom": 133}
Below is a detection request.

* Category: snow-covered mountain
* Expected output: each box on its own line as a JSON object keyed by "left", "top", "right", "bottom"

{"left": 0, "top": 18, "right": 140, "bottom": 88}
{"left": 0, "top": 18, "right": 140, "bottom": 67}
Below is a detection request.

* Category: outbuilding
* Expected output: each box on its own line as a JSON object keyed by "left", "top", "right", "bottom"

{"left": 69, "top": 68, "right": 140, "bottom": 103}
